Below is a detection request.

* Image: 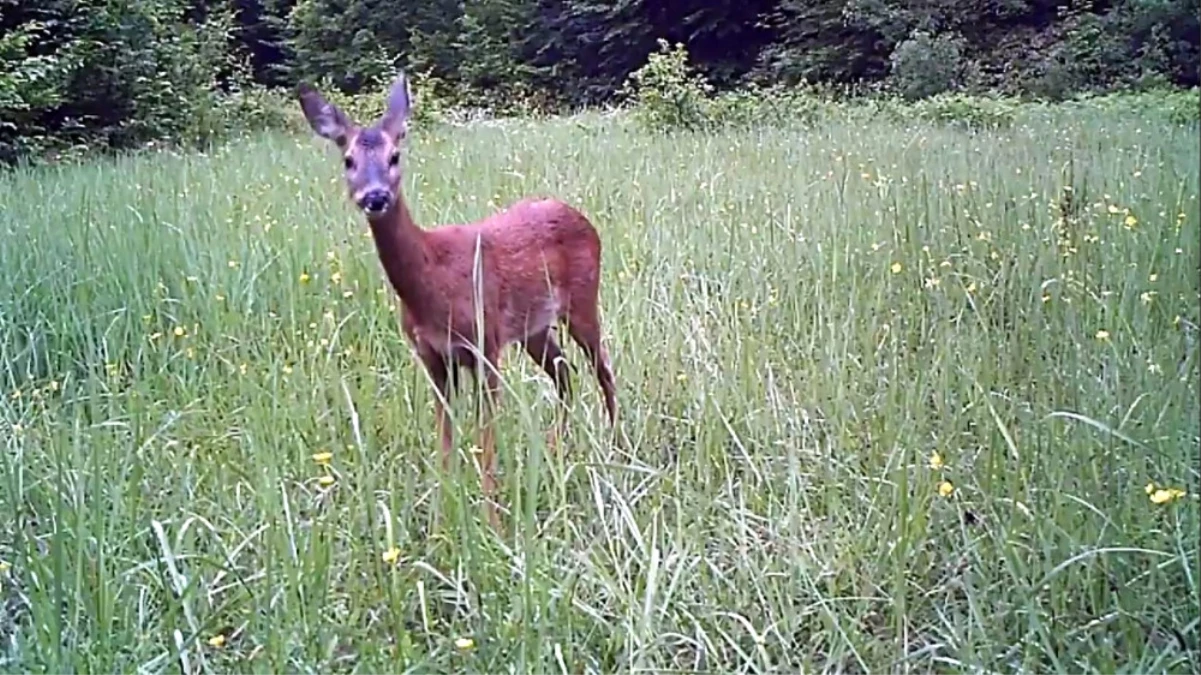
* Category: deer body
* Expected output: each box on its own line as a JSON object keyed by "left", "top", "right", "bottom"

{"left": 297, "top": 74, "right": 617, "bottom": 527}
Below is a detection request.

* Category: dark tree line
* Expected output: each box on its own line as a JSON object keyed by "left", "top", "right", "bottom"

{"left": 2, "top": 0, "right": 1198, "bottom": 161}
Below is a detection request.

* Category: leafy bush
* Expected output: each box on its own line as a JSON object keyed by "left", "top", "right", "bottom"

{"left": 309, "top": 75, "right": 448, "bottom": 133}
{"left": 887, "top": 29, "right": 966, "bottom": 100}
{"left": 0, "top": 0, "right": 276, "bottom": 163}
{"left": 0, "top": 21, "right": 76, "bottom": 162}
{"left": 620, "top": 39, "right": 715, "bottom": 132}
{"left": 1067, "top": 88, "right": 1201, "bottom": 125}
{"left": 708, "top": 83, "right": 833, "bottom": 128}
{"left": 906, "top": 93, "right": 1020, "bottom": 129}
{"left": 852, "top": 93, "right": 1020, "bottom": 130}
{"left": 622, "top": 40, "right": 833, "bottom": 132}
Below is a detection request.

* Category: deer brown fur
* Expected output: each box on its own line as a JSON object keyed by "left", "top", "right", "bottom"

{"left": 296, "top": 72, "right": 617, "bottom": 526}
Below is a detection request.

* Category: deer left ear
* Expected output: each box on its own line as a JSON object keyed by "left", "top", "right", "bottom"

{"left": 380, "top": 72, "right": 411, "bottom": 141}
{"left": 297, "top": 83, "right": 353, "bottom": 148}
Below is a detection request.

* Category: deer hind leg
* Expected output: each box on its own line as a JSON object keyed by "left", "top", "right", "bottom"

{"left": 565, "top": 304, "right": 618, "bottom": 427}
{"left": 524, "top": 328, "right": 574, "bottom": 450}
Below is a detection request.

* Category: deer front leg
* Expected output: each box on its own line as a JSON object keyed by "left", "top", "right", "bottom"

{"left": 417, "top": 346, "right": 454, "bottom": 468}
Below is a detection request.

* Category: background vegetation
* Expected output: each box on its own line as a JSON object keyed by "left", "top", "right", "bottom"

{"left": 1, "top": 0, "right": 1199, "bottom": 161}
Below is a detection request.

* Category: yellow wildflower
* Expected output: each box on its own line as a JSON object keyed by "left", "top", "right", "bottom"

{"left": 173, "top": 326, "right": 186, "bottom": 337}
{"left": 1095, "top": 330, "right": 1110, "bottom": 341}
{"left": 312, "top": 451, "right": 333, "bottom": 465}
{"left": 454, "top": 637, "right": 475, "bottom": 650}
{"left": 938, "top": 481, "right": 955, "bottom": 498}
{"left": 1124, "top": 214, "right": 1138, "bottom": 229}
{"left": 381, "top": 547, "right": 401, "bottom": 565}
{"left": 299, "top": 272, "right": 311, "bottom": 283}
{"left": 317, "top": 475, "right": 336, "bottom": 487}
{"left": 207, "top": 634, "right": 226, "bottom": 648}
{"left": 929, "top": 451, "right": 945, "bottom": 470}
{"left": 890, "top": 262, "right": 902, "bottom": 274}
{"left": 1149, "top": 486, "right": 1187, "bottom": 504}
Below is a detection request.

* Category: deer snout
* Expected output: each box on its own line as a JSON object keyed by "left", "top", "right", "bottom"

{"left": 357, "top": 188, "right": 393, "bottom": 215}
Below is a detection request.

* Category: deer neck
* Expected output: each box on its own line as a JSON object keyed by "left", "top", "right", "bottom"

{"left": 366, "top": 196, "right": 438, "bottom": 314}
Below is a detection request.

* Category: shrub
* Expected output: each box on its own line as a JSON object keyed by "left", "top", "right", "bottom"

{"left": 0, "top": 21, "right": 75, "bottom": 162}
{"left": 619, "top": 39, "right": 714, "bottom": 132}
{"left": 1069, "top": 88, "right": 1201, "bottom": 125}
{"left": 310, "top": 74, "right": 448, "bottom": 133}
{"left": 0, "top": 0, "right": 268, "bottom": 164}
{"left": 887, "top": 29, "right": 967, "bottom": 101}
{"left": 708, "top": 83, "right": 833, "bottom": 128}
{"left": 853, "top": 93, "right": 1020, "bottom": 130}
{"left": 622, "top": 40, "right": 833, "bottom": 133}
{"left": 906, "top": 93, "right": 1020, "bottom": 129}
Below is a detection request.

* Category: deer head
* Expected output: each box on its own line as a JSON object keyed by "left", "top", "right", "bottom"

{"left": 297, "top": 73, "right": 412, "bottom": 217}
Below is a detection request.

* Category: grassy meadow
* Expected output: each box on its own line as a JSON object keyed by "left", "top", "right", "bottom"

{"left": 0, "top": 102, "right": 1198, "bottom": 673}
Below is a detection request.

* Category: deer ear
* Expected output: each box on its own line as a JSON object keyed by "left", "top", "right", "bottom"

{"left": 380, "top": 72, "right": 412, "bottom": 141}
{"left": 297, "top": 83, "right": 352, "bottom": 147}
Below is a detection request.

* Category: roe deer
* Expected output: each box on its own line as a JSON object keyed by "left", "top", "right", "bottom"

{"left": 296, "top": 72, "right": 618, "bottom": 526}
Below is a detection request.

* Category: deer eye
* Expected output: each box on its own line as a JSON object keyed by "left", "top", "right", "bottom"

{"left": 388, "top": 152, "right": 400, "bottom": 167}
{"left": 343, "top": 156, "right": 354, "bottom": 171}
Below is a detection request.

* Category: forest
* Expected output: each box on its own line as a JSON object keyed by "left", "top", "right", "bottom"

{"left": 1, "top": 0, "right": 1199, "bottom": 161}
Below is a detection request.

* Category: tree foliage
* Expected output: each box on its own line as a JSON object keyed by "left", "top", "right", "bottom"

{"left": 0, "top": 0, "right": 1197, "bottom": 161}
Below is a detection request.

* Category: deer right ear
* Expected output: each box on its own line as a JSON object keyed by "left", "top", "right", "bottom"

{"left": 380, "top": 72, "right": 412, "bottom": 141}
{"left": 297, "top": 83, "right": 352, "bottom": 148}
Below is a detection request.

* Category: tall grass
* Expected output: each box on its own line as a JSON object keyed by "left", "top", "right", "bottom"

{"left": 0, "top": 105, "right": 1198, "bottom": 673}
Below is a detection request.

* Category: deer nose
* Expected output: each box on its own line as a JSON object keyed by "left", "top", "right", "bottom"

{"left": 360, "top": 189, "right": 391, "bottom": 214}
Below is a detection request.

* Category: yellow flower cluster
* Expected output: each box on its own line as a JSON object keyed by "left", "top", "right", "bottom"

{"left": 1145, "top": 482, "right": 1187, "bottom": 505}
{"left": 929, "top": 451, "right": 955, "bottom": 498}
{"left": 312, "top": 450, "right": 336, "bottom": 487}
